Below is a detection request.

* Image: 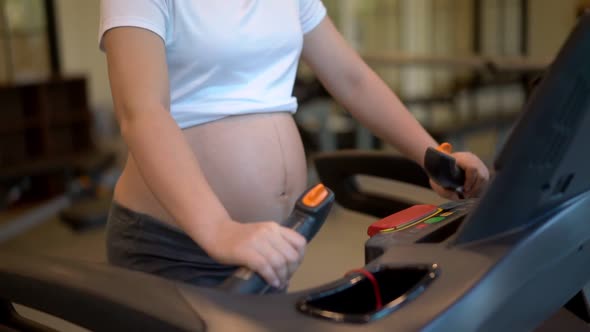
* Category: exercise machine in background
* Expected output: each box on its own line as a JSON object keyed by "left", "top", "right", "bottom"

{"left": 0, "top": 149, "right": 117, "bottom": 243}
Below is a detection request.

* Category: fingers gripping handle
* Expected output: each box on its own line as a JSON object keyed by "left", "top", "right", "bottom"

{"left": 424, "top": 143, "right": 466, "bottom": 196}
{"left": 219, "top": 184, "right": 335, "bottom": 294}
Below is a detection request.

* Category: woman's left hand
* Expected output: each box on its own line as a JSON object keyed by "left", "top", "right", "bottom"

{"left": 429, "top": 152, "right": 490, "bottom": 200}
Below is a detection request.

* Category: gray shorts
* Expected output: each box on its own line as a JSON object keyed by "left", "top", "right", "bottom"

{"left": 105, "top": 201, "right": 238, "bottom": 287}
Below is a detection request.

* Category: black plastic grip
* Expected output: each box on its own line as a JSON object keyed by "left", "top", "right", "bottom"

{"left": 424, "top": 147, "right": 466, "bottom": 193}
{"left": 219, "top": 185, "right": 335, "bottom": 294}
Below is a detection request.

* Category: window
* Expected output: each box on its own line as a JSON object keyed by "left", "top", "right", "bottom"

{"left": 0, "top": 0, "right": 55, "bottom": 82}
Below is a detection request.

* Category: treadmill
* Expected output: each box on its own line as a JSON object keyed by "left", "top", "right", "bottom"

{"left": 1, "top": 12, "right": 590, "bottom": 332}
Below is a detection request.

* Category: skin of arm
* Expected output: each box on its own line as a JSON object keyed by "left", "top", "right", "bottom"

{"left": 103, "top": 27, "right": 305, "bottom": 288}
{"left": 301, "top": 18, "right": 490, "bottom": 198}
{"left": 104, "top": 27, "right": 229, "bottom": 246}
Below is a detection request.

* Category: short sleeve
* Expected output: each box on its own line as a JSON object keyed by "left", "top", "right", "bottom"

{"left": 299, "top": 0, "right": 327, "bottom": 34}
{"left": 98, "top": 0, "right": 169, "bottom": 50}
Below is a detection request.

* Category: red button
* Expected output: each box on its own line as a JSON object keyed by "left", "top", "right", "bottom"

{"left": 368, "top": 205, "right": 438, "bottom": 237}
{"left": 416, "top": 224, "right": 428, "bottom": 229}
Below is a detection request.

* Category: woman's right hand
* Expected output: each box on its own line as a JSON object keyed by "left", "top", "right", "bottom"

{"left": 202, "top": 219, "right": 307, "bottom": 289}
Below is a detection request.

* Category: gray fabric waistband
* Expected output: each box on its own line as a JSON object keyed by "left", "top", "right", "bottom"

{"left": 105, "top": 201, "right": 237, "bottom": 287}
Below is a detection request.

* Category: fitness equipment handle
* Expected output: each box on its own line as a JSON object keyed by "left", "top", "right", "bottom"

{"left": 424, "top": 143, "right": 466, "bottom": 196}
{"left": 219, "top": 184, "right": 335, "bottom": 294}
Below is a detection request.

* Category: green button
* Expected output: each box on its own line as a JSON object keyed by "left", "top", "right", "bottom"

{"left": 425, "top": 216, "right": 445, "bottom": 224}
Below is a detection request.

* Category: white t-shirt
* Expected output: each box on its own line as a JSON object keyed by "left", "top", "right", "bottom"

{"left": 99, "top": 0, "right": 327, "bottom": 128}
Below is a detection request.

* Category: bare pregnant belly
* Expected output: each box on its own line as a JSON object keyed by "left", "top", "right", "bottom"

{"left": 112, "top": 111, "right": 308, "bottom": 227}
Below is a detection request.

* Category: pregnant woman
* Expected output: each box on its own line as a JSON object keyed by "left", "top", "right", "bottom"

{"left": 99, "top": 0, "right": 489, "bottom": 291}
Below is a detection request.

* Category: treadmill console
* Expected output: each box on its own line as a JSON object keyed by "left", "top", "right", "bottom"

{"left": 365, "top": 200, "right": 474, "bottom": 263}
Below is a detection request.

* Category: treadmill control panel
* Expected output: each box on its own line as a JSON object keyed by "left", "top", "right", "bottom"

{"left": 367, "top": 204, "right": 441, "bottom": 236}
{"left": 364, "top": 200, "right": 473, "bottom": 263}
{"left": 368, "top": 201, "right": 471, "bottom": 237}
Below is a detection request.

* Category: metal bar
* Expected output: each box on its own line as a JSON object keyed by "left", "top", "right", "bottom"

{"left": 473, "top": 0, "right": 482, "bottom": 54}
{"left": 0, "top": 195, "right": 70, "bottom": 243}
{"left": 498, "top": 0, "right": 507, "bottom": 55}
{"left": 520, "top": 0, "right": 529, "bottom": 55}
{"left": 44, "top": 0, "right": 61, "bottom": 76}
{"left": 361, "top": 51, "right": 549, "bottom": 71}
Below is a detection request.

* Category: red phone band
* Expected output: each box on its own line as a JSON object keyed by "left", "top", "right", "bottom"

{"left": 346, "top": 268, "right": 382, "bottom": 310}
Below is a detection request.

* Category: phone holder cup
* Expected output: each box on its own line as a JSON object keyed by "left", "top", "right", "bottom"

{"left": 296, "top": 264, "right": 439, "bottom": 324}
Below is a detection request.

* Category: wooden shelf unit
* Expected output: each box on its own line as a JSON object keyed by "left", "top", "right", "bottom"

{"left": 0, "top": 77, "right": 96, "bottom": 200}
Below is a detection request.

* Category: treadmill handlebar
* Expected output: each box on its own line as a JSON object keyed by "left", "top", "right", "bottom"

{"left": 0, "top": 253, "right": 205, "bottom": 332}
{"left": 424, "top": 143, "right": 466, "bottom": 197}
{"left": 218, "top": 184, "right": 335, "bottom": 294}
